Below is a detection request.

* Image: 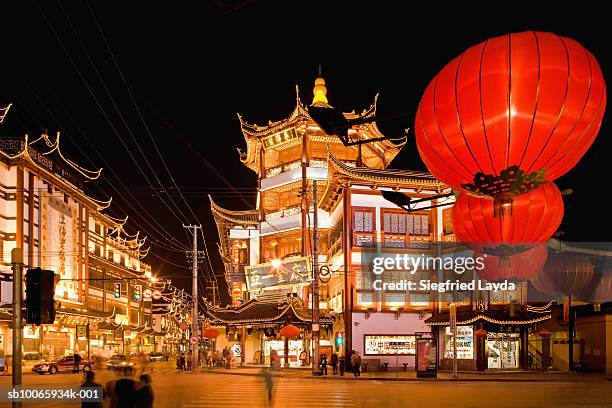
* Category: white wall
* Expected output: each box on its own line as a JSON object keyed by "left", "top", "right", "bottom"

{"left": 351, "top": 312, "right": 431, "bottom": 368}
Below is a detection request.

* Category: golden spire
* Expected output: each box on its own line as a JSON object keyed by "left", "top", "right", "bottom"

{"left": 312, "top": 65, "right": 329, "bottom": 106}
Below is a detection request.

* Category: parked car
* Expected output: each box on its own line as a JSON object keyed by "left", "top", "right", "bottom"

{"left": 106, "top": 354, "right": 136, "bottom": 373}
{"left": 148, "top": 353, "right": 165, "bottom": 362}
{"left": 22, "top": 352, "right": 44, "bottom": 370}
{"left": 32, "top": 355, "right": 94, "bottom": 375}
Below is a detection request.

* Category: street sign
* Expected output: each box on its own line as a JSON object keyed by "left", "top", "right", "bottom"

{"left": 152, "top": 290, "right": 162, "bottom": 300}
{"left": 90, "top": 322, "right": 98, "bottom": 332}
{"left": 143, "top": 289, "right": 152, "bottom": 300}
{"left": 190, "top": 336, "right": 198, "bottom": 345}
{"left": 179, "top": 322, "right": 188, "bottom": 330}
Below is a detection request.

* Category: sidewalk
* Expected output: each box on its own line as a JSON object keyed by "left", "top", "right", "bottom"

{"left": 196, "top": 365, "right": 610, "bottom": 382}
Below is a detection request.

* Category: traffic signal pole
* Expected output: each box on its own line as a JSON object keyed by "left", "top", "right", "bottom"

{"left": 11, "top": 248, "right": 23, "bottom": 408}
{"left": 184, "top": 225, "right": 201, "bottom": 370}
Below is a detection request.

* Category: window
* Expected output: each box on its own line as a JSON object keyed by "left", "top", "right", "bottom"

{"left": 120, "top": 256, "right": 125, "bottom": 266}
{"left": 352, "top": 207, "right": 375, "bottom": 247}
{"left": 353, "top": 208, "right": 374, "bottom": 232}
{"left": 94, "top": 245, "right": 101, "bottom": 257}
{"left": 443, "top": 208, "right": 454, "bottom": 235}
{"left": 381, "top": 209, "right": 431, "bottom": 247}
{"left": 94, "top": 223, "right": 101, "bottom": 235}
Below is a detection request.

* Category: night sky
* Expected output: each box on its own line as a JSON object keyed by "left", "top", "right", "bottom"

{"left": 1, "top": 2, "right": 610, "bottom": 301}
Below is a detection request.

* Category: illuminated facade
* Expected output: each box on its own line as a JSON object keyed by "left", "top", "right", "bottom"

{"left": 208, "top": 77, "right": 559, "bottom": 371}
{"left": 0, "top": 120, "right": 163, "bottom": 359}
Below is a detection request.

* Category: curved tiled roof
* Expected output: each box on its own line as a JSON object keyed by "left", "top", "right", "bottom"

{"left": 425, "top": 309, "right": 551, "bottom": 326}
{"left": 202, "top": 294, "right": 333, "bottom": 325}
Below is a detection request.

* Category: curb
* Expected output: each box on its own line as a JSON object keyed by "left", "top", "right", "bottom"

{"left": 195, "top": 369, "right": 607, "bottom": 383}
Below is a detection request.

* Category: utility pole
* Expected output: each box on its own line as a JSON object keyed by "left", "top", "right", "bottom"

{"left": 11, "top": 248, "right": 23, "bottom": 408}
{"left": 312, "top": 181, "right": 321, "bottom": 376}
{"left": 184, "top": 224, "right": 201, "bottom": 370}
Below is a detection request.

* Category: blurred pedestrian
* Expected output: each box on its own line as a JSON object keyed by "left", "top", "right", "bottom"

{"left": 261, "top": 367, "right": 274, "bottom": 407}
{"left": 135, "top": 374, "right": 154, "bottom": 408}
{"left": 115, "top": 377, "right": 137, "bottom": 408}
{"left": 339, "top": 354, "right": 345, "bottom": 376}
{"left": 320, "top": 353, "right": 328, "bottom": 376}
{"left": 180, "top": 353, "right": 186, "bottom": 371}
{"left": 73, "top": 353, "right": 82, "bottom": 373}
{"left": 186, "top": 353, "right": 192, "bottom": 371}
{"left": 351, "top": 351, "right": 361, "bottom": 377}
{"left": 330, "top": 352, "right": 338, "bottom": 375}
{"left": 81, "top": 371, "right": 104, "bottom": 408}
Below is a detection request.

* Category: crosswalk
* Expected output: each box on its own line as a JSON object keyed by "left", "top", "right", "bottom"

{"left": 182, "top": 377, "right": 354, "bottom": 408}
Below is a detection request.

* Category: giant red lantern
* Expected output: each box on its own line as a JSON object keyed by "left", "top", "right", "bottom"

{"left": 279, "top": 324, "right": 300, "bottom": 339}
{"left": 203, "top": 328, "right": 220, "bottom": 339}
{"left": 453, "top": 183, "right": 563, "bottom": 256}
{"left": 477, "top": 244, "right": 548, "bottom": 282}
{"left": 416, "top": 31, "right": 606, "bottom": 207}
{"left": 576, "top": 269, "right": 612, "bottom": 304}
{"left": 530, "top": 252, "right": 594, "bottom": 297}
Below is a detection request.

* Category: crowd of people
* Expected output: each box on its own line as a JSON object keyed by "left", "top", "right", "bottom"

{"left": 319, "top": 350, "right": 361, "bottom": 377}
{"left": 80, "top": 371, "right": 154, "bottom": 408}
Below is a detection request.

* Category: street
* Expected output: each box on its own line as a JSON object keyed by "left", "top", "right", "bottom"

{"left": 1, "top": 366, "right": 611, "bottom": 408}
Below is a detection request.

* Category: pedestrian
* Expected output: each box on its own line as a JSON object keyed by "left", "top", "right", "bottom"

{"left": 262, "top": 367, "right": 274, "bottom": 407}
{"left": 73, "top": 353, "right": 82, "bottom": 373}
{"left": 179, "top": 353, "right": 186, "bottom": 371}
{"left": 115, "top": 376, "right": 137, "bottom": 408}
{"left": 351, "top": 351, "right": 361, "bottom": 377}
{"left": 222, "top": 346, "right": 228, "bottom": 367}
{"left": 330, "top": 352, "right": 338, "bottom": 375}
{"left": 214, "top": 350, "right": 222, "bottom": 368}
{"left": 164, "top": 353, "right": 169, "bottom": 362}
{"left": 339, "top": 355, "right": 345, "bottom": 376}
{"left": 320, "top": 353, "right": 328, "bottom": 376}
{"left": 81, "top": 371, "right": 105, "bottom": 408}
{"left": 135, "top": 374, "right": 154, "bottom": 408}
{"left": 226, "top": 347, "right": 233, "bottom": 369}
{"left": 186, "top": 353, "right": 192, "bottom": 371}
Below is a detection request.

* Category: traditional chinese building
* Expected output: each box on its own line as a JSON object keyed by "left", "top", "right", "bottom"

{"left": 208, "top": 76, "right": 563, "bottom": 372}
{"left": 0, "top": 112, "right": 162, "bottom": 360}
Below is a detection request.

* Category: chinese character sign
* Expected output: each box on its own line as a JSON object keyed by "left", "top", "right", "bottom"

{"left": 245, "top": 256, "right": 310, "bottom": 291}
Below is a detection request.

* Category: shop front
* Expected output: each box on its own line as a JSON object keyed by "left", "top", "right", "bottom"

{"left": 426, "top": 309, "right": 551, "bottom": 371}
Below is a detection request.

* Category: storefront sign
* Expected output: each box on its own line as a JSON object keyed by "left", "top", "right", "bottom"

{"left": 364, "top": 335, "right": 416, "bottom": 355}
{"left": 245, "top": 256, "right": 310, "bottom": 291}
{"left": 76, "top": 324, "right": 88, "bottom": 340}
{"left": 231, "top": 343, "right": 242, "bottom": 357}
{"left": 444, "top": 326, "right": 473, "bottom": 359}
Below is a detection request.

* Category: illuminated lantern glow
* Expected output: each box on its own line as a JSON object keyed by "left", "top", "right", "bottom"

{"left": 279, "top": 324, "right": 300, "bottom": 339}
{"left": 475, "top": 329, "right": 488, "bottom": 338}
{"left": 476, "top": 244, "right": 548, "bottom": 282}
{"left": 452, "top": 183, "right": 563, "bottom": 256}
{"left": 415, "top": 31, "right": 606, "bottom": 206}
{"left": 536, "top": 327, "right": 551, "bottom": 338}
{"left": 530, "top": 252, "right": 594, "bottom": 297}
{"left": 203, "top": 328, "right": 220, "bottom": 339}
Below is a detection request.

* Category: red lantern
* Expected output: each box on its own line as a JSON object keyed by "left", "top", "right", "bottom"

{"left": 203, "top": 328, "right": 220, "bottom": 339}
{"left": 475, "top": 329, "right": 488, "bottom": 339}
{"left": 279, "top": 324, "right": 300, "bottom": 339}
{"left": 530, "top": 253, "right": 594, "bottom": 297}
{"left": 416, "top": 31, "right": 606, "bottom": 206}
{"left": 576, "top": 270, "right": 612, "bottom": 304}
{"left": 453, "top": 183, "right": 563, "bottom": 256}
{"left": 477, "top": 244, "right": 548, "bottom": 282}
{"left": 536, "top": 327, "right": 550, "bottom": 338}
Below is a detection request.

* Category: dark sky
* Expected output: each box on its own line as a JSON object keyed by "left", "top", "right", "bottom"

{"left": 1, "top": 2, "right": 610, "bottom": 301}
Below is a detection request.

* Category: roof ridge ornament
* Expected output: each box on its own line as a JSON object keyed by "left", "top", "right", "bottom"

{"left": 0, "top": 103, "right": 11, "bottom": 124}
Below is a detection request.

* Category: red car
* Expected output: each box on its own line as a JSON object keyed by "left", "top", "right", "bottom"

{"left": 32, "top": 355, "right": 94, "bottom": 375}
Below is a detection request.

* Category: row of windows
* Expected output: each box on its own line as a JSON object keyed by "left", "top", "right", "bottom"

{"left": 353, "top": 207, "right": 431, "bottom": 236}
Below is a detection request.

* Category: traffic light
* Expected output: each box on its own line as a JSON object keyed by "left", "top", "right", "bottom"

{"left": 25, "top": 268, "right": 58, "bottom": 325}
{"left": 114, "top": 282, "right": 121, "bottom": 298}
{"left": 134, "top": 285, "right": 142, "bottom": 301}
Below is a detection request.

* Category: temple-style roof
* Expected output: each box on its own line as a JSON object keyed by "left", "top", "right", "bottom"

{"left": 57, "top": 305, "right": 117, "bottom": 320}
{"left": 209, "top": 195, "right": 258, "bottom": 291}
{"left": 203, "top": 293, "right": 333, "bottom": 326}
{"left": 0, "top": 135, "right": 110, "bottom": 211}
{"left": 425, "top": 309, "right": 551, "bottom": 326}
{"left": 237, "top": 81, "right": 407, "bottom": 173}
{"left": 320, "top": 150, "right": 447, "bottom": 211}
